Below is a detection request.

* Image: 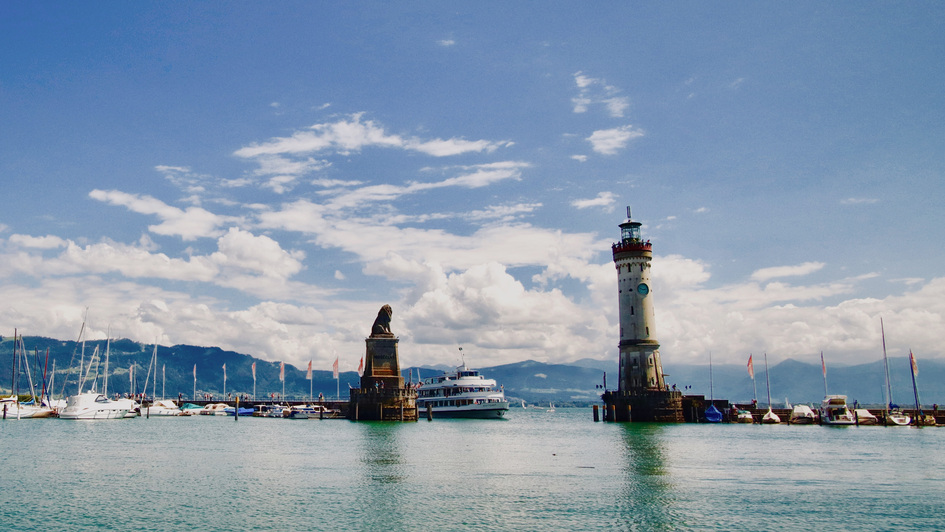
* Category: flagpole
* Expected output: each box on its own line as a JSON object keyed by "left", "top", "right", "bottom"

{"left": 192, "top": 364, "right": 196, "bottom": 401}
{"left": 252, "top": 362, "right": 256, "bottom": 401}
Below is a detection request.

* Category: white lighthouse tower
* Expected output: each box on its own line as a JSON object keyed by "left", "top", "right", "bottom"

{"left": 603, "top": 207, "right": 682, "bottom": 422}
{"left": 615, "top": 207, "right": 665, "bottom": 392}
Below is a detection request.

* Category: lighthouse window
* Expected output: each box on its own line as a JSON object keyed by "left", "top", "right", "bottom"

{"left": 645, "top": 327, "right": 650, "bottom": 336}
{"left": 631, "top": 306, "right": 634, "bottom": 315}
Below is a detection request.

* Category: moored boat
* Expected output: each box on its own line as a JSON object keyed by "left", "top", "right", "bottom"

{"left": 761, "top": 409, "right": 781, "bottom": 424}
{"left": 417, "top": 362, "right": 509, "bottom": 419}
{"left": 199, "top": 403, "right": 230, "bottom": 415}
{"left": 0, "top": 396, "right": 55, "bottom": 419}
{"left": 283, "top": 404, "right": 342, "bottom": 419}
{"left": 143, "top": 399, "right": 187, "bottom": 416}
{"left": 789, "top": 404, "right": 816, "bottom": 424}
{"left": 736, "top": 409, "right": 754, "bottom": 423}
{"left": 58, "top": 392, "right": 131, "bottom": 420}
{"left": 853, "top": 408, "right": 879, "bottom": 425}
{"left": 820, "top": 395, "right": 855, "bottom": 425}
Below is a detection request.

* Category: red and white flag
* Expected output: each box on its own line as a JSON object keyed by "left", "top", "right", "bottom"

{"left": 332, "top": 357, "right": 339, "bottom": 379}
{"left": 192, "top": 364, "right": 196, "bottom": 382}
{"left": 251, "top": 362, "right": 256, "bottom": 380}
{"left": 910, "top": 350, "right": 919, "bottom": 377}
{"left": 306, "top": 360, "right": 313, "bottom": 381}
{"left": 821, "top": 352, "right": 826, "bottom": 378}
{"left": 222, "top": 363, "right": 227, "bottom": 382}
{"left": 747, "top": 355, "right": 754, "bottom": 379}
{"left": 279, "top": 361, "right": 285, "bottom": 382}
{"left": 357, "top": 357, "right": 364, "bottom": 377}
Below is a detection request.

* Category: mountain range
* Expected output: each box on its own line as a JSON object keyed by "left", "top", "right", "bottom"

{"left": 3, "top": 336, "right": 942, "bottom": 406}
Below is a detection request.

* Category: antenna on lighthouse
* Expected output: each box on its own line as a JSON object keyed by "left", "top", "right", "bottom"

{"left": 627, "top": 206, "right": 632, "bottom": 219}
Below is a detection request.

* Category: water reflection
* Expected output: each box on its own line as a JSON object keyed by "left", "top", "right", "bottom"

{"left": 354, "top": 422, "right": 413, "bottom": 529}
{"left": 613, "top": 423, "right": 677, "bottom": 531}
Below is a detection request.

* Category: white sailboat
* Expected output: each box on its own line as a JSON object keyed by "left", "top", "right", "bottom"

{"left": 880, "top": 319, "right": 911, "bottom": 426}
{"left": 761, "top": 353, "right": 780, "bottom": 424}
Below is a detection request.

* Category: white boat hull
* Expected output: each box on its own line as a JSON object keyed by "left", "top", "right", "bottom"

{"left": 59, "top": 392, "right": 132, "bottom": 420}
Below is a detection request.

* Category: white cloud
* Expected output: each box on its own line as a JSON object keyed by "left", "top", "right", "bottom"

{"left": 751, "top": 262, "right": 825, "bottom": 282}
{"left": 89, "top": 189, "right": 236, "bottom": 241}
{"left": 234, "top": 114, "right": 507, "bottom": 159}
{"left": 587, "top": 125, "right": 644, "bottom": 155}
{"left": 841, "top": 197, "right": 879, "bottom": 205}
{"left": 8, "top": 234, "right": 68, "bottom": 249}
{"left": 571, "top": 71, "right": 630, "bottom": 118}
{"left": 571, "top": 192, "right": 616, "bottom": 211}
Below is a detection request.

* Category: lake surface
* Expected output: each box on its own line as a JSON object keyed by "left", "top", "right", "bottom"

{"left": 2, "top": 408, "right": 943, "bottom": 531}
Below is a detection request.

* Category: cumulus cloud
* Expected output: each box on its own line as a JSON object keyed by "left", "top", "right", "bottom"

{"left": 587, "top": 125, "right": 644, "bottom": 155}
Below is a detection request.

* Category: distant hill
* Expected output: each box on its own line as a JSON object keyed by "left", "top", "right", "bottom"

{"left": 3, "top": 336, "right": 942, "bottom": 406}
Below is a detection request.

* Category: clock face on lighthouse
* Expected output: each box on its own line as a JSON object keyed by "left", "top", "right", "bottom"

{"left": 637, "top": 283, "right": 649, "bottom": 296}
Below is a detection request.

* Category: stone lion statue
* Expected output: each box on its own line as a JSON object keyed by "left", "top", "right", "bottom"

{"left": 370, "top": 304, "right": 394, "bottom": 337}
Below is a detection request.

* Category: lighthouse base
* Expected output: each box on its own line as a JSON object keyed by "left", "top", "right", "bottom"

{"left": 602, "top": 389, "right": 684, "bottom": 422}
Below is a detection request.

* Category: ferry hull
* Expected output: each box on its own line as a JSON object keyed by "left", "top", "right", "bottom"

{"left": 425, "top": 404, "right": 509, "bottom": 419}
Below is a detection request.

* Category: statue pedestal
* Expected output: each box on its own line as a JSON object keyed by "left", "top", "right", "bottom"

{"left": 349, "top": 336, "right": 417, "bottom": 421}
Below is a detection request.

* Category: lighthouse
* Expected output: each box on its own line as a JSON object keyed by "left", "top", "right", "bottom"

{"left": 614, "top": 207, "right": 665, "bottom": 391}
{"left": 602, "top": 207, "right": 683, "bottom": 422}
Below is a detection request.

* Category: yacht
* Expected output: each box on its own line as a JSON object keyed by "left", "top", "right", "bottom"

{"left": 820, "top": 395, "right": 855, "bottom": 425}
{"left": 417, "top": 363, "right": 509, "bottom": 419}
{"left": 58, "top": 392, "right": 132, "bottom": 420}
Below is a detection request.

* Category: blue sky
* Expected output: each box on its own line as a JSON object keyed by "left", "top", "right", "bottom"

{"left": 2, "top": 2, "right": 943, "bottom": 373}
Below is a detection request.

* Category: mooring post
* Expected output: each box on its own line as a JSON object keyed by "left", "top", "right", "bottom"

{"left": 235, "top": 396, "right": 239, "bottom": 422}
{"left": 426, "top": 402, "right": 433, "bottom": 421}
{"left": 592, "top": 404, "right": 600, "bottom": 422}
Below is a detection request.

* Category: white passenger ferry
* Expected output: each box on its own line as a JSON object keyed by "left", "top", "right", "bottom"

{"left": 416, "top": 363, "right": 509, "bottom": 419}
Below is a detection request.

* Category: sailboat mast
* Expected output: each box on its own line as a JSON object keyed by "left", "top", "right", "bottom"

{"left": 910, "top": 351, "right": 922, "bottom": 426}
{"left": 708, "top": 351, "right": 714, "bottom": 402}
{"left": 881, "top": 318, "right": 893, "bottom": 410}
{"left": 764, "top": 353, "right": 772, "bottom": 409}
{"left": 104, "top": 332, "right": 111, "bottom": 397}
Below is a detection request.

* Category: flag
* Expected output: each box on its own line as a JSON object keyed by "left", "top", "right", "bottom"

{"left": 357, "top": 357, "right": 364, "bottom": 377}
{"left": 332, "top": 357, "right": 339, "bottom": 379}
{"left": 910, "top": 350, "right": 919, "bottom": 377}
{"left": 251, "top": 362, "right": 256, "bottom": 380}
{"left": 192, "top": 364, "right": 196, "bottom": 382}
{"left": 746, "top": 355, "right": 754, "bottom": 379}
{"left": 223, "top": 363, "right": 227, "bottom": 381}
{"left": 821, "top": 352, "right": 826, "bottom": 378}
{"left": 306, "top": 360, "right": 312, "bottom": 380}
{"left": 279, "top": 361, "right": 285, "bottom": 382}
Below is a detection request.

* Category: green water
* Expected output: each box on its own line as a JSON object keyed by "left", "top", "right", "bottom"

{"left": 2, "top": 409, "right": 943, "bottom": 531}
